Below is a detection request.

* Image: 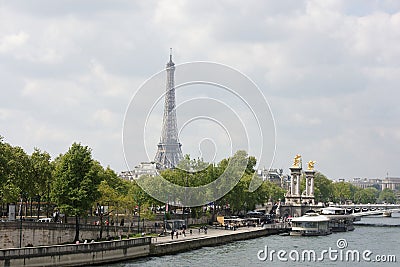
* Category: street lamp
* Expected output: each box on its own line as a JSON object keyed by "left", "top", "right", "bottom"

{"left": 96, "top": 203, "right": 104, "bottom": 240}
{"left": 19, "top": 196, "right": 23, "bottom": 248}
{"left": 135, "top": 192, "right": 142, "bottom": 234}
{"left": 107, "top": 201, "right": 110, "bottom": 238}
{"left": 185, "top": 174, "right": 189, "bottom": 227}
{"left": 163, "top": 196, "right": 169, "bottom": 235}
{"left": 116, "top": 201, "right": 119, "bottom": 226}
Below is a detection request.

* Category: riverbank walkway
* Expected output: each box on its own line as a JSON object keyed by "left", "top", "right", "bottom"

{"left": 152, "top": 223, "right": 289, "bottom": 245}
{"left": 149, "top": 223, "right": 290, "bottom": 256}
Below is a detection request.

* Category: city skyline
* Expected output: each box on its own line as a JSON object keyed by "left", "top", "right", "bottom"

{"left": 1, "top": 1, "right": 400, "bottom": 180}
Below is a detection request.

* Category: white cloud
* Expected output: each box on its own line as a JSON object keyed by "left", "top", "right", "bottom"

{"left": 0, "top": 32, "right": 29, "bottom": 53}
{"left": 92, "top": 108, "right": 117, "bottom": 126}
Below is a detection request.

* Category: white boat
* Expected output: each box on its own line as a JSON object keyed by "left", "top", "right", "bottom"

{"left": 383, "top": 210, "right": 392, "bottom": 217}
{"left": 321, "top": 207, "right": 355, "bottom": 232}
{"left": 290, "top": 213, "right": 331, "bottom": 236}
{"left": 321, "top": 207, "right": 346, "bottom": 215}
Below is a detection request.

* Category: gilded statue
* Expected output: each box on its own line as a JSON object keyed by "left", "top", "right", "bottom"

{"left": 307, "top": 160, "right": 316, "bottom": 170}
{"left": 293, "top": 154, "right": 301, "bottom": 168}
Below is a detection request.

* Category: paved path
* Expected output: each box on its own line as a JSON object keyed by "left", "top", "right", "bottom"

{"left": 151, "top": 224, "right": 287, "bottom": 244}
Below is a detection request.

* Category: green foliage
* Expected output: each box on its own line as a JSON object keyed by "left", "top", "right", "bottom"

{"left": 51, "top": 143, "right": 101, "bottom": 217}
{"left": 310, "top": 172, "right": 334, "bottom": 203}
{"left": 0, "top": 140, "right": 32, "bottom": 202}
{"left": 31, "top": 148, "right": 53, "bottom": 200}
{"left": 354, "top": 187, "right": 379, "bottom": 204}
{"left": 142, "top": 205, "right": 156, "bottom": 220}
{"left": 8, "top": 133, "right": 396, "bottom": 225}
{"left": 332, "top": 182, "right": 352, "bottom": 204}
{"left": 379, "top": 188, "right": 397, "bottom": 204}
{"left": 246, "top": 156, "right": 257, "bottom": 174}
{"left": 264, "top": 181, "right": 286, "bottom": 202}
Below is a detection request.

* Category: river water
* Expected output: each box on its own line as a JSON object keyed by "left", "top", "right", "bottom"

{"left": 110, "top": 212, "right": 400, "bottom": 267}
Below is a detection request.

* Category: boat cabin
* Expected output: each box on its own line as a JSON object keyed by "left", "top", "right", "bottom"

{"left": 290, "top": 213, "right": 331, "bottom": 236}
{"left": 321, "top": 207, "right": 346, "bottom": 215}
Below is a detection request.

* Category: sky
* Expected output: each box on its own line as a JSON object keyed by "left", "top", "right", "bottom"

{"left": 1, "top": 0, "right": 400, "bottom": 180}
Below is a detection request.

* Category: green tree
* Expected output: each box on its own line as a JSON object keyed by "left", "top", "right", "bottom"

{"left": 51, "top": 143, "right": 102, "bottom": 241}
{"left": 332, "top": 182, "right": 352, "bottom": 204}
{"left": 379, "top": 188, "right": 397, "bottom": 204}
{"left": 348, "top": 184, "right": 360, "bottom": 203}
{"left": 30, "top": 148, "right": 53, "bottom": 218}
{"left": 265, "top": 181, "right": 286, "bottom": 203}
{"left": 354, "top": 187, "right": 379, "bottom": 204}
{"left": 100, "top": 166, "right": 128, "bottom": 195}
{"left": 315, "top": 173, "right": 334, "bottom": 203}
{"left": 0, "top": 139, "right": 29, "bottom": 204}
{"left": 300, "top": 172, "right": 333, "bottom": 203}
{"left": 0, "top": 138, "right": 14, "bottom": 202}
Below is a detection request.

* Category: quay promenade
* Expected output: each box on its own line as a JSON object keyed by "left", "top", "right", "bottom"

{"left": 0, "top": 224, "right": 289, "bottom": 266}
{"left": 153, "top": 224, "right": 286, "bottom": 244}
{"left": 150, "top": 224, "right": 289, "bottom": 256}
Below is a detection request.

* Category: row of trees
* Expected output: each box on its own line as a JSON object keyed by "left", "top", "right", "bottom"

{"left": 0, "top": 139, "right": 286, "bottom": 222}
{"left": 1, "top": 136, "right": 398, "bottom": 240}
{"left": 301, "top": 173, "right": 397, "bottom": 204}
{"left": 1, "top": 139, "right": 281, "bottom": 239}
{"left": 138, "top": 151, "right": 287, "bottom": 216}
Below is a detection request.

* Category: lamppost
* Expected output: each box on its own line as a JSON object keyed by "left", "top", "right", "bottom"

{"left": 19, "top": 196, "right": 23, "bottom": 248}
{"left": 135, "top": 192, "right": 141, "bottom": 234}
{"left": 107, "top": 201, "right": 110, "bottom": 238}
{"left": 116, "top": 201, "right": 119, "bottom": 226}
{"left": 163, "top": 196, "right": 168, "bottom": 235}
{"left": 96, "top": 203, "right": 104, "bottom": 240}
{"left": 185, "top": 174, "right": 189, "bottom": 228}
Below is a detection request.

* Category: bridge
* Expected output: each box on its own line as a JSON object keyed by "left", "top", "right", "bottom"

{"left": 329, "top": 204, "right": 400, "bottom": 217}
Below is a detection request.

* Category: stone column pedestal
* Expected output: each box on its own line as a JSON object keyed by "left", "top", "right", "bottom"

{"left": 304, "top": 170, "right": 315, "bottom": 204}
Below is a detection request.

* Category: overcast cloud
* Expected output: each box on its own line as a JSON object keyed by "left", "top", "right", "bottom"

{"left": 1, "top": 0, "right": 400, "bottom": 180}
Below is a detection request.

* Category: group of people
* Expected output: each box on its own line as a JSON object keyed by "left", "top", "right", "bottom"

{"left": 93, "top": 218, "right": 125, "bottom": 226}
{"left": 170, "top": 225, "right": 207, "bottom": 239}
{"left": 170, "top": 228, "right": 186, "bottom": 239}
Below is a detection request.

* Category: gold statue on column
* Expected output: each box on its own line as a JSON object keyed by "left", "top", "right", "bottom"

{"left": 293, "top": 154, "right": 302, "bottom": 168}
{"left": 307, "top": 160, "right": 316, "bottom": 170}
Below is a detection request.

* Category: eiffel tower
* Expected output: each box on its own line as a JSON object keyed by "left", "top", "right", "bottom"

{"left": 154, "top": 50, "right": 183, "bottom": 169}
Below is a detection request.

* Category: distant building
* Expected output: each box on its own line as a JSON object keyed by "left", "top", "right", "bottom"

{"left": 120, "top": 162, "right": 158, "bottom": 181}
{"left": 381, "top": 177, "right": 400, "bottom": 191}
{"left": 350, "top": 177, "right": 380, "bottom": 189}
{"left": 350, "top": 177, "right": 400, "bottom": 191}
{"left": 257, "top": 168, "right": 289, "bottom": 188}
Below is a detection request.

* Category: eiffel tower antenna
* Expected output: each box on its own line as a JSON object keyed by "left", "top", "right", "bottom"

{"left": 154, "top": 49, "right": 183, "bottom": 169}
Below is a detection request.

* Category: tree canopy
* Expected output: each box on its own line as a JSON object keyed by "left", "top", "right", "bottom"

{"left": 51, "top": 143, "right": 102, "bottom": 241}
{"left": 1, "top": 135, "right": 397, "bottom": 232}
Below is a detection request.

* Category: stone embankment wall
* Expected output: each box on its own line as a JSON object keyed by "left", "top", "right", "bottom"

{"left": 0, "top": 222, "right": 140, "bottom": 249}
{"left": 0, "top": 215, "right": 211, "bottom": 249}
{"left": 0, "top": 237, "right": 150, "bottom": 267}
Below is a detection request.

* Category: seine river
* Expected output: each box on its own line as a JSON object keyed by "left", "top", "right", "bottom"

{"left": 110, "top": 213, "right": 400, "bottom": 267}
